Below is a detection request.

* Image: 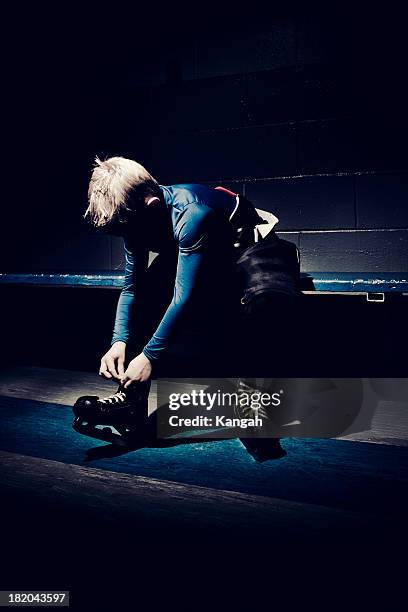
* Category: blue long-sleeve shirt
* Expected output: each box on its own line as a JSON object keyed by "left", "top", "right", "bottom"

{"left": 111, "top": 184, "right": 238, "bottom": 362}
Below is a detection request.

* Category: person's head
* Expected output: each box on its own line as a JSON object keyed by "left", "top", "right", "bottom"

{"left": 85, "top": 156, "right": 162, "bottom": 232}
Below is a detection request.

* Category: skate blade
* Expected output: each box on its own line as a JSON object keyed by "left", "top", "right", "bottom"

{"left": 72, "top": 417, "right": 138, "bottom": 447}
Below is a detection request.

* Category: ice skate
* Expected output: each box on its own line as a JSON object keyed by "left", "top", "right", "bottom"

{"left": 73, "top": 385, "right": 149, "bottom": 424}
{"left": 72, "top": 383, "right": 152, "bottom": 446}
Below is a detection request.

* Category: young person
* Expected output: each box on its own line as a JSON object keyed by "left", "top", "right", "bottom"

{"left": 74, "top": 156, "right": 294, "bottom": 460}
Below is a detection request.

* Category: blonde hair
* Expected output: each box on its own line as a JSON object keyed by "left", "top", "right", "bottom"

{"left": 85, "top": 156, "right": 160, "bottom": 226}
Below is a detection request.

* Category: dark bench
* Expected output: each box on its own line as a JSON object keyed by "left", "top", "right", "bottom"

{"left": 1, "top": 271, "right": 407, "bottom": 299}
{"left": 1, "top": 271, "right": 406, "bottom": 375}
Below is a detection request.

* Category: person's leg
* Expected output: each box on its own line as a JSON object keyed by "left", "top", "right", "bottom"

{"left": 242, "top": 293, "right": 302, "bottom": 376}
{"left": 237, "top": 293, "right": 303, "bottom": 461}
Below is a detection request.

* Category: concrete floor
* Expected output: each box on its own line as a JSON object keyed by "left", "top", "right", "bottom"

{"left": 1, "top": 366, "right": 407, "bottom": 444}
{"left": 0, "top": 366, "right": 407, "bottom": 608}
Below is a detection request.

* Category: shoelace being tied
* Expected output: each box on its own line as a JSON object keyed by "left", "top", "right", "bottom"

{"left": 99, "top": 390, "right": 127, "bottom": 405}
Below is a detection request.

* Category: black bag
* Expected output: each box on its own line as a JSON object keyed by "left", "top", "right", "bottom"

{"left": 236, "top": 230, "right": 301, "bottom": 306}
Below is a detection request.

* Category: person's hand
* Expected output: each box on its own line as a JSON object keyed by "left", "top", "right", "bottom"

{"left": 99, "top": 341, "right": 126, "bottom": 380}
{"left": 121, "top": 353, "right": 152, "bottom": 387}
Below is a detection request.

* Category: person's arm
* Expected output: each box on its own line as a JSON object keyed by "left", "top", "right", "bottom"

{"left": 111, "top": 242, "right": 149, "bottom": 345}
{"left": 121, "top": 205, "right": 215, "bottom": 386}
{"left": 99, "top": 241, "right": 148, "bottom": 380}
{"left": 142, "top": 205, "right": 213, "bottom": 362}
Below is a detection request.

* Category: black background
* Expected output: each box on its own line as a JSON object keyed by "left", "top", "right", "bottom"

{"left": 1, "top": 4, "right": 407, "bottom": 374}
{"left": 2, "top": 4, "right": 407, "bottom": 273}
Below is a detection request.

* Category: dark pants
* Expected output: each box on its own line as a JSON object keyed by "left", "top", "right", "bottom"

{"left": 241, "top": 292, "right": 303, "bottom": 377}
{"left": 125, "top": 257, "right": 297, "bottom": 460}
{"left": 237, "top": 292, "right": 302, "bottom": 461}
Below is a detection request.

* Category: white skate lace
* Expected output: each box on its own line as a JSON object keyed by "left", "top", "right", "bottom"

{"left": 99, "top": 391, "right": 127, "bottom": 405}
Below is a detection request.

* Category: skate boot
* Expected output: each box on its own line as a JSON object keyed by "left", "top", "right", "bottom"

{"left": 73, "top": 382, "right": 152, "bottom": 446}
{"left": 236, "top": 378, "right": 287, "bottom": 461}
{"left": 73, "top": 382, "right": 150, "bottom": 425}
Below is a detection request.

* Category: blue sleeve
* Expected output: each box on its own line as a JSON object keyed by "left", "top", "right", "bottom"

{"left": 111, "top": 242, "right": 149, "bottom": 345}
{"left": 142, "top": 205, "right": 214, "bottom": 362}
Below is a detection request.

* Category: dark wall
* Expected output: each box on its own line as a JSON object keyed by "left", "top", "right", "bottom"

{"left": 2, "top": 9, "right": 407, "bottom": 274}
